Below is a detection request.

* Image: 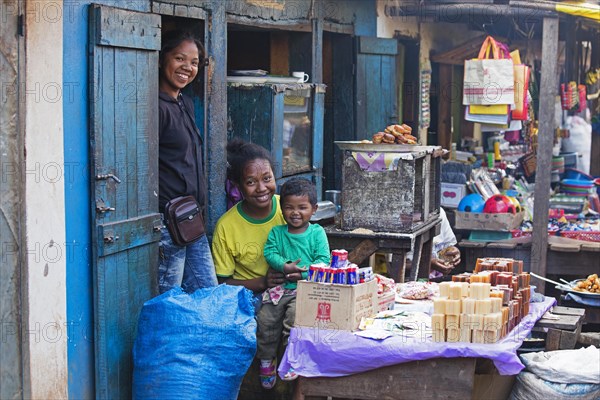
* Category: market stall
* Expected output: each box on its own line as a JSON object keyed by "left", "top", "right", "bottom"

{"left": 428, "top": 27, "right": 600, "bottom": 297}
{"left": 278, "top": 251, "right": 560, "bottom": 399}
{"left": 282, "top": 298, "right": 554, "bottom": 378}
{"left": 258, "top": 10, "right": 599, "bottom": 397}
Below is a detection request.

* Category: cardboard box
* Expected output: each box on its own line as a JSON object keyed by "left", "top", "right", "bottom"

{"left": 295, "top": 280, "right": 377, "bottom": 331}
{"left": 455, "top": 211, "right": 524, "bottom": 231}
{"left": 441, "top": 183, "right": 467, "bottom": 208}
{"left": 377, "top": 291, "right": 396, "bottom": 312}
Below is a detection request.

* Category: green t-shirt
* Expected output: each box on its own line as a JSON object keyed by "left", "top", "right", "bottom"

{"left": 264, "top": 223, "right": 331, "bottom": 289}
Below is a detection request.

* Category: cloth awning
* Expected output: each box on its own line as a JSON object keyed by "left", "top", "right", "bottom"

{"left": 555, "top": 1, "right": 600, "bottom": 22}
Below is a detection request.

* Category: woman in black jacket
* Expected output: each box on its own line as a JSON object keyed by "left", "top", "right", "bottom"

{"left": 157, "top": 30, "right": 217, "bottom": 293}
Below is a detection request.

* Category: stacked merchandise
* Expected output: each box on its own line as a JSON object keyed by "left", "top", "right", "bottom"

{"left": 305, "top": 249, "right": 377, "bottom": 285}
{"left": 296, "top": 249, "right": 379, "bottom": 331}
{"left": 432, "top": 257, "right": 530, "bottom": 343}
{"left": 473, "top": 257, "right": 531, "bottom": 321}
{"left": 560, "top": 81, "right": 587, "bottom": 113}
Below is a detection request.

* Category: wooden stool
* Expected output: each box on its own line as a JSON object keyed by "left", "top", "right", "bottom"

{"left": 559, "top": 295, "right": 600, "bottom": 326}
{"left": 534, "top": 306, "right": 585, "bottom": 351}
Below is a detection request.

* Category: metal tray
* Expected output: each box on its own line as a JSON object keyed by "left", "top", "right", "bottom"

{"left": 334, "top": 141, "right": 443, "bottom": 154}
{"left": 556, "top": 279, "right": 600, "bottom": 298}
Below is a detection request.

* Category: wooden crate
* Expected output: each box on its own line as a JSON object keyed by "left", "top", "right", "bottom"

{"left": 337, "top": 143, "right": 442, "bottom": 233}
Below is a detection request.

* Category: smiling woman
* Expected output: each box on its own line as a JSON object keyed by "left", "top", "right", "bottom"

{"left": 157, "top": 30, "right": 218, "bottom": 294}
{"left": 211, "top": 139, "right": 288, "bottom": 294}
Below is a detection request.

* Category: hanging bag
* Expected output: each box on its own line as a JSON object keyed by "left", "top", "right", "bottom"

{"left": 510, "top": 49, "right": 530, "bottom": 120}
{"left": 164, "top": 195, "right": 205, "bottom": 246}
{"left": 512, "top": 64, "right": 530, "bottom": 120}
{"left": 463, "top": 36, "right": 515, "bottom": 106}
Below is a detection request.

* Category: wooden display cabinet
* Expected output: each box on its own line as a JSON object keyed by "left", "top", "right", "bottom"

{"left": 227, "top": 82, "right": 326, "bottom": 196}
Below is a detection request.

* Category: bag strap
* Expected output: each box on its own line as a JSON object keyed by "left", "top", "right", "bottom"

{"left": 177, "top": 93, "right": 205, "bottom": 214}
{"left": 477, "top": 36, "right": 511, "bottom": 60}
{"left": 178, "top": 93, "right": 203, "bottom": 144}
{"left": 477, "top": 36, "right": 498, "bottom": 60}
{"left": 496, "top": 42, "right": 511, "bottom": 60}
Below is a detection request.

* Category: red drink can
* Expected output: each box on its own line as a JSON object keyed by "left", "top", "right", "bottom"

{"left": 308, "top": 265, "right": 318, "bottom": 282}
{"left": 315, "top": 266, "right": 325, "bottom": 283}
{"left": 331, "top": 249, "right": 348, "bottom": 268}
{"left": 337, "top": 249, "right": 348, "bottom": 264}
{"left": 347, "top": 266, "right": 358, "bottom": 285}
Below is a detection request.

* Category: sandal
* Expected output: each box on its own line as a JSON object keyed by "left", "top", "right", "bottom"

{"left": 282, "top": 367, "right": 298, "bottom": 381}
{"left": 259, "top": 358, "right": 277, "bottom": 389}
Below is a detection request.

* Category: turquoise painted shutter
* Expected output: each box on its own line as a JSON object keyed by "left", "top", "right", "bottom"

{"left": 89, "top": 5, "right": 161, "bottom": 399}
{"left": 355, "top": 36, "right": 398, "bottom": 137}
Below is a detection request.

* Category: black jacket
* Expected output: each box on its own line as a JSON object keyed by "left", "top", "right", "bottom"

{"left": 158, "top": 91, "right": 207, "bottom": 213}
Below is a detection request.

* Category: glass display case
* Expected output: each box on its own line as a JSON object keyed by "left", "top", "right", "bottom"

{"left": 283, "top": 87, "right": 313, "bottom": 176}
{"left": 227, "top": 82, "right": 325, "bottom": 196}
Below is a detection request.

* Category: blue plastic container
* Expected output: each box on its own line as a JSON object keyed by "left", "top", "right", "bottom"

{"left": 564, "top": 168, "right": 594, "bottom": 181}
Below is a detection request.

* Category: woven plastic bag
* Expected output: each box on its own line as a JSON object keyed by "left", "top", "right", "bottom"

{"left": 133, "top": 285, "right": 257, "bottom": 399}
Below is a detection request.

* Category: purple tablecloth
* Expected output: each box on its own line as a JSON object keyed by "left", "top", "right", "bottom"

{"left": 280, "top": 296, "right": 556, "bottom": 378}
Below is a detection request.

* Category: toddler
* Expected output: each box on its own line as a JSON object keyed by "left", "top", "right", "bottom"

{"left": 257, "top": 178, "right": 330, "bottom": 389}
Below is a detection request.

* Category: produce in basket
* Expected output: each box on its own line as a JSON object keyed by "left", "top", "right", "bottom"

{"left": 574, "top": 274, "right": 600, "bottom": 294}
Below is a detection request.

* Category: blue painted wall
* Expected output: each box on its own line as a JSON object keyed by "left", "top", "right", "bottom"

{"left": 63, "top": 2, "right": 94, "bottom": 397}
{"left": 352, "top": 0, "right": 377, "bottom": 37}
{"left": 63, "top": 1, "right": 149, "bottom": 397}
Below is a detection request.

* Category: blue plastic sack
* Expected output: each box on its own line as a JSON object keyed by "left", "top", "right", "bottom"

{"left": 133, "top": 285, "right": 257, "bottom": 399}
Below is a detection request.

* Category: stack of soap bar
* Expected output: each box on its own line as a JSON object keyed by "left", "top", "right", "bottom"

{"left": 468, "top": 257, "right": 531, "bottom": 327}
{"left": 470, "top": 283, "right": 491, "bottom": 299}
{"left": 452, "top": 273, "right": 471, "bottom": 282}
{"left": 474, "top": 257, "right": 514, "bottom": 273}
{"left": 432, "top": 314, "right": 445, "bottom": 342}
{"left": 432, "top": 280, "right": 514, "bottom": 344}
{"left": 483, "top": 312, "right": 502, "bottom": 343}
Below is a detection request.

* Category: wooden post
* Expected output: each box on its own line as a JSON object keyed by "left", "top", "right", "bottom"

{"left": 438, "top": 64, "right": 453, "bottom": 151}
{"left": 531, "top": 18, "right": 559, "bottom": 294}
{"left": 311, "top": 4, "right": 323, "bottom": 84}
{"left": 205, "top": 0, "right": 228, "bottom": 233}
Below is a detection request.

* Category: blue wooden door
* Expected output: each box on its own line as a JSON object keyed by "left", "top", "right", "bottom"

{"left": 355, "top": 36, "right": 398, "bottom": 136}
{"left": 89, "top": 5, "right": 161, "bottom": 398}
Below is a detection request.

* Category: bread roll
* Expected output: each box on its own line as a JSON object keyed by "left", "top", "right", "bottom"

{"left": 395, "top": 135, "right": 408, "bottom": 144}
{"left": 393, "top": 124, "right": 407, "bottom": 135}
{"left": 382, "top": 133, "right": 396, "bottom": 143}
{"left": 372, "top": 132, "right": 383, "bottom": 144}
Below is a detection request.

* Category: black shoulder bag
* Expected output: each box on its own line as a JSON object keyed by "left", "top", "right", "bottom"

{"left": 164, "top": 195, "right": 205, "bottom": 247}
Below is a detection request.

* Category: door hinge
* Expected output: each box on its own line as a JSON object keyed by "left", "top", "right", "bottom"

{"left": 18, "top": 14, "right": 24, "bottom": 37}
